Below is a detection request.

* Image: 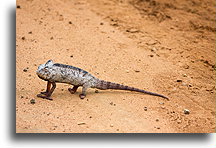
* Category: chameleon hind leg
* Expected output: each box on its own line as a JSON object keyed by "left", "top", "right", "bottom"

{"left": 79, "top": 86, "right": 88, "bottom": 99}
{"left": 37, "top": 81, "right": 56, "bottom": 100}
{"left": 68, "top": 85, "right": 79, "bottom": 94}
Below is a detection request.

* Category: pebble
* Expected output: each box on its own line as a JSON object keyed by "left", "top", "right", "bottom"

{"left": 30, "top": 99, "right": 36, "bottom": 104}
{"left": 183, "top": 64, "right": 189, "bottom": 69}
{"left": 144, "top": 107, "right": 148, "bottom": 111}
{"left": 126, "top": 28, "right": 139, "bottom": 33}
{"left": 182, "top": 74, "right": 187, "bottom": 77}
{"left": 134, "top": 70, "right": 140, "bottom": 72}
{"left": 184, "top": 109, "right": 190, "bottom": 114}
{"left": 126, "top": 70, "right": 129, "bottom": 73}
{"left": 23, "top": 68, "right": 28, "bottom": 72}
{"left": 110, "top": 124, "right": 114, "bottom": 127}
{"left": 176, "top": 79, "right": 182, "bottom": 82}
{"left": 156, "top": 118, "right": 159, "bottom": 122}
{"left": 95, "top": 90, "right": 99, "bottom": 93}
{"left": 159, "top": 102, "right": 164, "bottom": 105}
{"left": 161, "top": 106, "right": 165, "bottom": 109}
{"left": 110, "top": 22, "right": 118, "bottom": 26}
{"left": 151, "top": 47, "right": 157, "bottom": 52}
{"left": 77, "top": 122, "right": 86, "bottom": 125}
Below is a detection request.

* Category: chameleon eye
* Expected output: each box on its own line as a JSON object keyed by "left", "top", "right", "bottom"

{"left": 44, "top": 66, "right": 49, "bottom": 72}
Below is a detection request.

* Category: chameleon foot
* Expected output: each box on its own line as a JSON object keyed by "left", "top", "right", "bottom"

{"left": 37, "top": 94, "right": 53, "bottom": 101}
{"left": 79, "top": 94, "right": 86, "bottom": 99}
{"left": 40, "top": 91, "right": 48, "bottom": 95}
{"left": 68, "top": 88, "right": 76, "bottom": 94}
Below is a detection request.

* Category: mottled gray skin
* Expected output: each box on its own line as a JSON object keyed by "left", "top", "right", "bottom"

{"left": 36, "top": 60, "right": 169, "bottom": 100}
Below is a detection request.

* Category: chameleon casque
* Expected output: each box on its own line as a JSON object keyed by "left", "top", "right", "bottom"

{"left": 36, "top": 60, "right": 168, "bottom": 100}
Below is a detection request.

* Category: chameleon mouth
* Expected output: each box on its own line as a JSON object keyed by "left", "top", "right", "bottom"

{"left": 37, "top": 74, "right": 48, "bottom": 81}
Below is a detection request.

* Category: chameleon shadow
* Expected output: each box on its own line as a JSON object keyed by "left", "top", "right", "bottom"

{"left": 10, "top": 6, "right": 211, "bottom": 145}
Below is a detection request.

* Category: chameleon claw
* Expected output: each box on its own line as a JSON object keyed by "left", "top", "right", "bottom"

{"left": 37, "top": 94, "right": 53, "bottom": 101}
{"left": 79, "top": 94, "right": 86, "bottom": 99}
{"left": 40, "top": 91, "right": 48, "bottom": 95}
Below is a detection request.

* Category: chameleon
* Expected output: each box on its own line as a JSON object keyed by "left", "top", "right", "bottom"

{"left": 36, "top": 60, "right": 169, "bottom": 100}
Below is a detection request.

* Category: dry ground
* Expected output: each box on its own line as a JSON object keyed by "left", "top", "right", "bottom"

{"left": 16, "top": 0, "right": 215, "bottom": 133}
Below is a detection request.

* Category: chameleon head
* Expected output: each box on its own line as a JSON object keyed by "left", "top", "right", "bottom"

{"left": 36, "top": 60, "right": 54, "bottom": 81}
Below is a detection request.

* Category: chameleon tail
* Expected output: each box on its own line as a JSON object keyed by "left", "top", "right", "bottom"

{"left": 95, "top": 80, "right": 169, "bottom": 100}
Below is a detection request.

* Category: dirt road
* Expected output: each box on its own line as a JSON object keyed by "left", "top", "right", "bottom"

{"left": 16, "top": 0, "right": 215, "bottom": 133}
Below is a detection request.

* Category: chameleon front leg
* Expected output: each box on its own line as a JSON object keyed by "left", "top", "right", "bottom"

{"left": 68, "top": 85, "right": 79, "bottom": 94}
{"left": 79, "top": 86, "right": 88, "bottom": 99}
{"left": 37, "top": 82, "right": 56, "bottom": 100}
{"left": 40, "top": 81, "right": 51, "bottom": 95}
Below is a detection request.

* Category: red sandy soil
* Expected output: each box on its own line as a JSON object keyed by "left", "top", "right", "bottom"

{"left": 16, "top": 0, "right": 215, "bottom": 133}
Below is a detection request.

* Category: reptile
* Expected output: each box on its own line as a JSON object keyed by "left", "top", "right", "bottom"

{"left": 36, "top": 60, "right": 169, "bottom": 100}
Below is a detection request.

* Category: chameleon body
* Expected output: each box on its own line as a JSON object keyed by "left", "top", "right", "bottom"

{"left": 36, "top": 60, "right": 168, "bottom": 100}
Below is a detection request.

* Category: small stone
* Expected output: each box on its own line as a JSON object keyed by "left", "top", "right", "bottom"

{"left": 126, "top": 70, "right": 129, "bottom": 73}
{"left": 69, "top": 21, "right": 72, "bottom": 24}
{"left": 21, "top": 37, "right": 25, "bottom": 40}
{"left": 110, "top": 102, "right": 113, "bottom": 105}
{"left": 161, "top": 106, "right": 165, "bottom": 109}
{"left": 144, "top": 107, "right": 148, "bottom": 111}
{"left": 110, "top": 22, "right": 118, "bottom": 26}
{"left": 151, "top": 47, "right": 157, "bottom": 52}
{"left": 30, "top": 99, "right": 36, "bottom": 104}
{"left": 28, "top": 31, "right": 32, "bottom": 34}
{"left": 23, "top": 68, "right": 28, "bottom": 72}
{"left": 134, "top": 70, "right": 140, "bottom": 72}
{"left": 70, "top": 55, "right": 73, "bottom": 58}
{"left": 126, "top": 28, "right": 139, "bottom": 33}
{"left": 89, "top": 116, "right": 92, "bottom": 118}
{"left": 188, "top": 84, "right": 192, "bottom": 87}
{"left": 157, "top": 127, "right": 160, "bottom": 129}
{"left": 50, "top": 37, "right": 54, "bottom": 40}
{"left": 156, "top": 118, "right": 159, "bottom": 122}
{"left": 149, "top": 54, "right": 154, "bottom": 57}
{"left": 177, "top": 79, "right": 182, "bottom": 82}
{"left": 182, "top": 74, "right": 187, "bottom": 77}
{"left": 183, "top": 64, "right": 189, "bottom": 69}
{"left": 100, "top": 22, "right": 104, "bottom": 25}
{"left": 20, "top": 96, "right": 24, "bottom": 99}
{"left": 95, "top": 90, "right": 99, "bottom": 93}
{"left": 159, "top": 102, "right": 164, "bottom": 105}
{"left": 110, "top": 124, "right": 114, "bottom": 127}
{"left": 17, "top": 5, "right": 21, "bottom": 9}
{"left": 77, "top": 122, "right": 86, "bottom": 125}
{"left": 184, "top": 109, "right": 190, "bottom": 115}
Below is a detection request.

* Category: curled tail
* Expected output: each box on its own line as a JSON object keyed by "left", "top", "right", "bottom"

{"left": 94, "top": 80, "right": 169, "bottom": 100}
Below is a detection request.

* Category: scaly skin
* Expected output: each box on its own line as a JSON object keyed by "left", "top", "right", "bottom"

{"left": 36, "top": 60, "right": 169, "bottom": 100}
